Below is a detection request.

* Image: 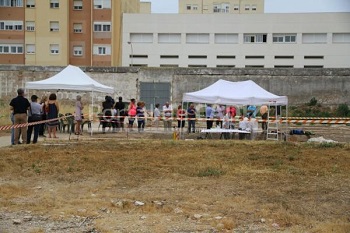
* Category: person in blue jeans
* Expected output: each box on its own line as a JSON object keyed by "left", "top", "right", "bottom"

{"left": 10, "top": 112, "right": 15, "bottom": 145}
{"left": 187, "top": 104, "right": 196, "bottom": 133}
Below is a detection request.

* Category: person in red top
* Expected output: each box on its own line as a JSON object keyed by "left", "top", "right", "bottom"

{"left": 176, "top": 104, "right": 186, "bottom": 129}
{"left": 128, "top": 98, "right": 136, "bottom": 130}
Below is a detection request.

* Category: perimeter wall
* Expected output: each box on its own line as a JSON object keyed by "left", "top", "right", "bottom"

{"left": 0, "top": 66, "right": 349, "bottom": 107}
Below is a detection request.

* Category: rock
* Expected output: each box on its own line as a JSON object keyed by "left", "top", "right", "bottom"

{"left": 214, "top": 216, "right": 223, "bottom": 220}
{"left": 152, "top": 200, "right": 164, "bottom": 206}
{"left": 13, "top": 219, "right": 21, "bottom": 225}
{"left": 260, "top": 218, "right": 266, "bottom": 223}
{"left": 193, "top": 214, "right": 202, "bottom": 219}
{"left": 134, "top": 201, "right": 145, "bottom": 206}
{"left": 23, "top": 216, "right": 33, "bottom": 222}
{"left": 272, "top": 223, "right": 279, "bottom": 228}
{"left": 140, "top": 215, "right": 147, "bottom": 220}
{"left": 174, "top": 208, "right": 183, "bottom": 214}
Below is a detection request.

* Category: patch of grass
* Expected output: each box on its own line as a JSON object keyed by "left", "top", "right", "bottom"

{"left": 197, "top": 167, "right": 225, "bottom": 177}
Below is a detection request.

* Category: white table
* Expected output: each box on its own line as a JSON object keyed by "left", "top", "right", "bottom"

{"left": 201, "top": 128, "right": 250, "bottom": 139}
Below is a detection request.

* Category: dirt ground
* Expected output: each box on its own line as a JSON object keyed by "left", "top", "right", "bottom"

{"left": 0, "top": 125, "right": 349, "bottom": 233}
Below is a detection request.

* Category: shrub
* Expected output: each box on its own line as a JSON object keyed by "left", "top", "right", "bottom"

{"left": 336, "top": 103, "right": 350, "bottom": 117}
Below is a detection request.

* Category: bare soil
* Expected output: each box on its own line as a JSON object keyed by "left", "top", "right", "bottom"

{"left": 0, "top": 125, "right": 349, "bottom": 232}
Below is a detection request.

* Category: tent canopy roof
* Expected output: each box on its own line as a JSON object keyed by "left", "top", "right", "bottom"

{"left": 25, "top": 65, "right": 114, "bottom": 94}
{"left": 182, "top": 79, "right": 288, "bottom": 105}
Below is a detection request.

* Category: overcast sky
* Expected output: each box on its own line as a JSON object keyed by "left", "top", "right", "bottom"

{"left": 140, "top": 0, "right": 350, "bottom": 13}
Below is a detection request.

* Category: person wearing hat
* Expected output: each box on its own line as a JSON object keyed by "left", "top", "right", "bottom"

{"left": 27, "top": 95, "right": 42, "bottom": 144}
{"left": 9, "top": 88, "right": 31, "bottom": 145}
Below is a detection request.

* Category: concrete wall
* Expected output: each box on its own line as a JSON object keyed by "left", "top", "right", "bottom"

{"left": 0, "top": 66, "right": 349, "bottom": 107}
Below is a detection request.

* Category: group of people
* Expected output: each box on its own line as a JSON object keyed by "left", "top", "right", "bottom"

{"left": 9, "top": 88, "right": 61, "bottom": 145}
{"left": 9, "top": 88, "right": 86, "bottom": 145}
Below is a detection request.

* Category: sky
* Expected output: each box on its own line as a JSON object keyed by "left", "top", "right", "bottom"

{"left": 140, "top": 0, "right": 350, "bottom": 14}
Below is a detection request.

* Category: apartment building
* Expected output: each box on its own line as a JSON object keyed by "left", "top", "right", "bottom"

{"left": 122, "top": 13, "right": 350, "bottom": 68}
{"left": 0, "top": 0, "right": 142, "bottom": 66}
{"left": 179, "top": 0, "right": 264, "bottom": 14}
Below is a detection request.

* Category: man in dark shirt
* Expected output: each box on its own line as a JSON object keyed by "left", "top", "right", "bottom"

{"left": 9, "top": 88, "right": 30, "bottom": 145}
{"left": 114, "top": 96, "right": 126, "bottom": 131}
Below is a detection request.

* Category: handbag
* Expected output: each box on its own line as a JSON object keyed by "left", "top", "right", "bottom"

{"left": 29, "top": 106, "right": 42, "bottom": 122}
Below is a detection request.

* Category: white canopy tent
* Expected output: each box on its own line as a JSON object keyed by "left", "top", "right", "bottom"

{"left": 25, "top": 65, "right": 114, "bottom": 94}
{"left": 182, "top": 79, "right": 288, "bottom": 140}
{"left": 183, "top": 79, "right": 288, "bottom": 105}
{"left": 25, "top": 65, "right": 114, "bottom": 135}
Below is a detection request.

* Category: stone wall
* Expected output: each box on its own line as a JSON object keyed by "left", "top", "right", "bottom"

{"left": 0, "top": 66, "right": 349, "bottom": 106}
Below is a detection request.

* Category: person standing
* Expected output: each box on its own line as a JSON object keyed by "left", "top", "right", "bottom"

{"left": 187, "top": 104, "right": 196, "bottom": 133}
{"left": 74, "top": 95, "right": 84, "bottom": 135}
{"left": 162, "top": 102, "right": 173, "bottom": 131}
{"left": 114, "top": 96, "right": 126, "bottom": 131}
{"left": 39, "top": 95, "right": 48, "bottom": 137}
{"left": 136, "top": 101, "right": 145, "bottom": 132}
{"left": 176, "top": 104, "right": 186, "bottom": 129}
{"left": 153, "top": 103, "right": 161, "bottom": 130}
{"left": 128, "top": 98, "right": 137, "bottom": 131}
{"left": 102, "top": 96, "right": 115, "bottom": 133}
{"left": 205, "top": 104, "right": 214, "bottom": 129}
{"left": 46, "top": 93, "right": 60, "bottom": 138}
{"left": 27, "top": 95, "right": 42, "bottom": 144}
{"left": 9, "top": 88, "right": 30, "bottom": 145}
{"left": 215, "top": 105, "right": 225, "bottom": 128}
{"left": 260, "top": 104, "right": 268, "bottom": 132}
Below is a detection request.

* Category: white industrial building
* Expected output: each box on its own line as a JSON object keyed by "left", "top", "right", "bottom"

{"left": 122, "top": 13, "right": 350, "bottom": 68}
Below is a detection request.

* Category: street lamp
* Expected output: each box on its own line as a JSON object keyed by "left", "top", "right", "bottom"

{"left": 127, "top": 41, "right": 133, "bottom": 67}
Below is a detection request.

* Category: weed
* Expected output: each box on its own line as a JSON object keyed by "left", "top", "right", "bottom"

{"left": 198, "top": 167, "right": 225, "bottom": 177}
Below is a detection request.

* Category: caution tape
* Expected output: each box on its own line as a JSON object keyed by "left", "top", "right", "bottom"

{"left": 2, "top": 115, "right": 349, "bottom": 131}
{"left": 0, "top": 114, "right": 74, "bottom": 131}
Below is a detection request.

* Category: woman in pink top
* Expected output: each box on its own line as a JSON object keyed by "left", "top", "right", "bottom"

{"left": 128, "top": 98, "right": 136, "bottom": 130}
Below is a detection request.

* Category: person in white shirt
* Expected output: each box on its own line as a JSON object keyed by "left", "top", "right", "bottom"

{"left": 162, "top": 102, "right": 173, "bottom": 131}
{"left": 153, "top": 103, "right": 161, "bottom": 130}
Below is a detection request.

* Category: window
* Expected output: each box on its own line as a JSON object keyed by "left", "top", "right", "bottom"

{"left": 50, "top": 21, "right": 59, "bottom": 31}
{"left": 26, "top": 21, "right": 35, "bottom": 31}
{"left": 275, "top": 56, "right": 294, "bottom": 59}
{"left": 186, "top": 4, "right": 191, "bottom": 10}
{"left": 50, "top": 0, "right": 59, "bottom": 8}
{"left": 304, "top": 56, "right": 324, "bottom": 59}
{"left": 73, "top": 0, "right": 82, "bottom": 10}
{"left": 213, "top": 3, "right": 229, "bottom": 13}
{"left": 0, "top": 21, "right": 23, "bottom": 31}
{"left": 26, "top": 0, "right": 35, "bottom": 8}
{"left": 217, "top": 65, "right": 235, "bottom": 68}
{"left": 94, "top": 0, "right": 111, "bottom": 9}
{"left": 160, "top": 55, "right": 179, "bottom": 59}
{"left": 0, "top": 0, "right": 23, "bottom": 7}
{"left": 26, "top": 44, "right": 35, "bottom": 54}
{"left": 50, "top": 44, "right": 59, "bottom": 54}
{"left": 244, "top": 4, "right": 250, "bottom": 10}
{"left": 94, "top": 22, "right": 111, "bottom": 32}
{"left": 158, "top": 33, "right": 181, "bottom": 44}
{"left": 252, "top": 5, "right": 257, "bottom": 11}
{"left": 130, "top": 33, "right": 153, "bottom": 43}
{"left": 244, "top": 34, "right": 267, "bottom": 43}
{"left": 188, "top": 55, "right": 207, "bottom": 59}
{"left": 302, "top": 33, "right": 327, "bottom": 44}
{"left": 215, "top": 34, "right": 238, "bottom": 44}
{"left": 73, "top": 46, "right": 83, "bottom": 56}
{"left": 193, "top": 4, "right": 198, "bottom": 10}
{"left": 73, "top": 23, "right": 82, "bottom": 33}
{"left": 274, "top": 65, "right": 293, "bottom": 68}
{"left": 233, "top": 4, "right": 239, "bottom": 11}
{"left": 0, "top": 44, "right": 23, "bottom": 54}
{"left": 186, "top": 33, "right": 209, "bottom": 44}
{"left": 245, "top": 56, "right": 264, "bottom": 59}
{"left": 333, "top": 33, "right": 350, "bottom": 43}
{"left": 93, "top": 45, "right": 111, "bottom": 55}
{"left": 188, "top": 65, "right": 207, "bottom": 67}
{"left": 273, "top": 34, "right": 296, "bottom": 43}
{"left": 304, "top": 65, "right": 324, "bottom": 68}
{"left": 217, "top": 55, "right": 235, "bottom": 59}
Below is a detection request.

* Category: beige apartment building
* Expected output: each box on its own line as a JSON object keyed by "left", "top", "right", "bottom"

{"left": 0, "top": 0, "right": 143, "bottom": 67}
{"left": 179, "top": 0, "right": 264, "bottom": 14}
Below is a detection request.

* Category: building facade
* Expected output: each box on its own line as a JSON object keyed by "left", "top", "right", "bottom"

{"left": 179, "top": 0, "right": 264, "bottom": 14}
{"left": 0, "top": 0, "right": 143, "bottom": 67}
{"left": 122, "top": 13, "right": 350, "bottom": 68}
